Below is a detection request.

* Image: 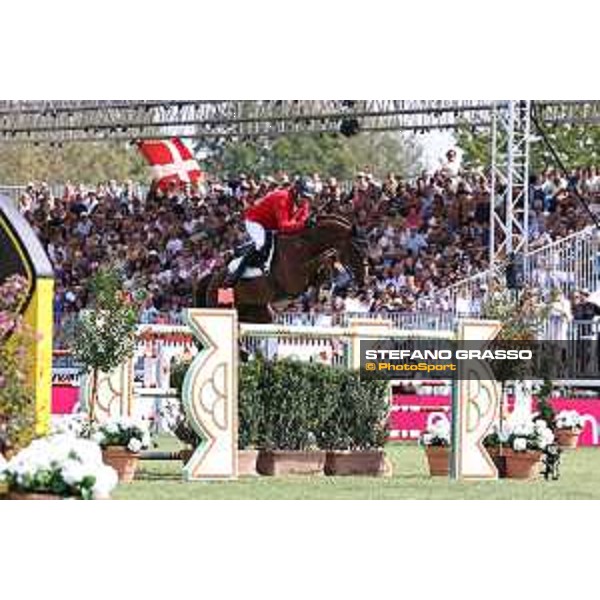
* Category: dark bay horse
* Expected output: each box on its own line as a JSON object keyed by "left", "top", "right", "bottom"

{"left": 193, "top": 214, "right": 367, "bottom": 323}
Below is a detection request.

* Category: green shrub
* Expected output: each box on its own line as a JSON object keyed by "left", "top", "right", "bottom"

{"left": 239, "top": 358, "right": 389, "bottom": 452}
{"left": 238, "top": 358, "right": 264, "bottom": 449}
{"left": 255, "top": 360, "right": 339, "bottom": 451}
{"left": 319, "top": 370, "right": 389, "bottom": 450}
{"left": 165, "top": 355, "right": 390, "bottom": 453}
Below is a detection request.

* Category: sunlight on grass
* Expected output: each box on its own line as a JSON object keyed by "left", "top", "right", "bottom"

{"left": 113, "top": 441, "right": 600, "bottom": 500}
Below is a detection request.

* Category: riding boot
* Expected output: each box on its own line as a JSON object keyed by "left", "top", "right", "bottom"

{"left": 260, "top": 231, "right": 274, "bottom": 274}
{"left": 224, "top": 248, "right": 258, "bottom": 287}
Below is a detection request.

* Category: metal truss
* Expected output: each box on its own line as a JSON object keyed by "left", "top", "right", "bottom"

{"left": 490, "top": 100, "right": 531, "bottom": 265}
{"left": 3, "top": 99, "right": 600, "bottom": 273}
{"left": 0, "top": 100, "right": 501, "bottom": 143}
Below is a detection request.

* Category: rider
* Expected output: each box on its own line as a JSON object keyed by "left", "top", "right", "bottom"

{"left": 224, "top": 177, "right": 316, "bottom": 286}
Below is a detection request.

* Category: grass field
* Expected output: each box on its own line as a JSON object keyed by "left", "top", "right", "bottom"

{"left": 114, "top": 439, "right": 600, "bottom": 500}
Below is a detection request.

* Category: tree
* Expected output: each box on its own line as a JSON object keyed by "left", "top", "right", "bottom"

{"left": 69, "top": 268, "right": 144, "bottom": 422}
{"left": 0, "top": 141, "right": 147, "bottom": 185}
{"left": 457, "top": 122, "right": 600, "bottom": 173}
{"left": 201, "top": 132, "right": 423, "bottom": 180}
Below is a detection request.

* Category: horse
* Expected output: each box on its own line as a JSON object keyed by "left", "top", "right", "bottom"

{"left": 192, "top": 214, "right": 368, "bottom": 323}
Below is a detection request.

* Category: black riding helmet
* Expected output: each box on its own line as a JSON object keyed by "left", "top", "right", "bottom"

{"left": 294, "top": 176, "right": 316, "bottom": 199}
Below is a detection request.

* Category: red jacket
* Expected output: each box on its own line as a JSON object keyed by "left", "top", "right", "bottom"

{"left": 244, "top": 189, "right": 310, "bottom": 233}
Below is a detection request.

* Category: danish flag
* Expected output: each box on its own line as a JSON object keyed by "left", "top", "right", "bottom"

{"left": 137, "top": 138, "right": 203, "bottom": 190}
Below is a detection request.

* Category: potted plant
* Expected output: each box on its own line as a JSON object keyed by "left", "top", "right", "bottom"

{"left": 420, "top": 418, "right": 451, "bottom": 476}
{"left": 92, "top": 416, "right": 151, "bottom": 483}
{"left": 256, "top": 360, "right": 330, "bottom": 476}
{"left": 481, "top": 286, "right": 552, "bottom": 428}
{"left": 0, "top": 434, "right": 118, "bottom": 500}
{"left": 0, "top": 275, "right": 37, "bottom": 457}
{"left": 483, "top": 422, "right": 512, "bottom": 478}
{"left": 554, "top": 410, "right": 584, "bottom": 449}
{"left": 68, "top": 267, "right": 145, "bottom": 422}
{"left": 322, "top": 370, "right": 390, "bottom": 476}
{"left": 503, "top": 418, "right": 554, "bottom": 479}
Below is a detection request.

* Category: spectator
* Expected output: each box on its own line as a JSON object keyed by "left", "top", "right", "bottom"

{"left": 17, "top": 159, "right": 598, "bottom": 342}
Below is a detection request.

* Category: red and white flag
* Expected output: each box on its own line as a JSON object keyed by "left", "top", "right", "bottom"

{"left": 137, "top": 138, "right": 203, "bottom": 190}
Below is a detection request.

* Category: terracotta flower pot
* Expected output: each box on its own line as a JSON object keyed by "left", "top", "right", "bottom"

{"left": 555, "top": 428, "right": 580, "bottom": 449}
{"left": 256, "top": 450, "right": 326, "bottom": 476}
{"left": 425, "top": 445, "right": 450, "bottom": 477}
{"left": 504, "top": 450, "right": 542, "bottom": 480}
{"left": 102, "top": 446, "right": 139, "bottom": 484}
{"left": 486, "top": 446, "right": 507, "bottom": 478}
{"left": 6, "top": 492, "right": 63, "bottom": 500}
{"left": 324, "top": 450, "right": 386, "bottom": 476}
{"left": 238, "top": 449, "right": 259, "bottom": 476}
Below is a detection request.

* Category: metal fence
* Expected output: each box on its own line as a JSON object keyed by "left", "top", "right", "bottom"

{"left": 433, "top": 226, "right": 600, "bottom": 316}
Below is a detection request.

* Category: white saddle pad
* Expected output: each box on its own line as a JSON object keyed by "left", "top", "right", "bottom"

{"left": 227, "top": 256, "right": 263, "bottom": 280}
{"left": 226, "top": 239, "right": 276, "bottom": 280}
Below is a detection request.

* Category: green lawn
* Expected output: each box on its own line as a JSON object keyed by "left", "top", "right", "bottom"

{"left": 114, "top": 439, "right": 600, "bottom": 500}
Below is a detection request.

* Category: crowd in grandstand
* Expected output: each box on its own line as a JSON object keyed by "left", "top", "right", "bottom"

{"left": 15, "top": 152, "right": 600, "bottom": 332}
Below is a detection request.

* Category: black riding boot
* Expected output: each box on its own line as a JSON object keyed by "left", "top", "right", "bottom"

{"left": 224, "top": 248, "right": 258, "bottom": 287}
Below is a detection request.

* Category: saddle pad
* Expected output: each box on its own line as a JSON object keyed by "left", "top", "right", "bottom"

{"left": 227, "top": 256, "right": 263, "bottom": 279}
{"left": 226, "top": 237, "right": 276, "bottom": 280}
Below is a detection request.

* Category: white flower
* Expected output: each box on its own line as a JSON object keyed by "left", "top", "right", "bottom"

{"left": 105, "top": 422, "right": 119, "bottom": 435}
{"left": 422, "top": 433, "right": 433, "bottom": 446}
{"left": 61, "top": 459, "right": 88, "bottom": 486}
{"left": 3, "top": 435, "right": 111, "bottom": 499}
{"left": 92, "top": 465, "right": 118, "bottom": 499}
{"left": 534, "top": 419, "right": 548, "bottom": 432}
{"left": 513, "top": 437, "right": 528, "bottom": 452}
{"left": 127, "top": 438, "right": 142, "bottom": 453}
{"left": 91, "top": 431, "right": 105, "bottom": 445}
{"left": 555, "top": 410, "right": 583, "bottom": 430}
{"left": 538, "top": 429, "right": 555, "bottom": 449}
{"left": 513, "top": 421, "right": 534, "bottom": 437}
{"left": 71, "top": 438, "right": 103, "bottom": 465}
{"left": 425, "top": 417, "right": 451, "bottom": 444}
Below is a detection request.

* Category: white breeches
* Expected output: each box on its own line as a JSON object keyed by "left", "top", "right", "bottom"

{"left": 245, "top": 220, "right": 266, "bottom": 250}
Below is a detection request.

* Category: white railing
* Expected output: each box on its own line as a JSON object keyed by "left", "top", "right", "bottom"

{"left": 274, "top": 311, "right": 458, "bottom": 331}
{"left": 524, "top": 226, "right": 600, "bottom": 298}
{"left": 433, "top": 226, "right": 600, "bottom": 315}
{"left": 0, "top": 185, "right": 26, "bottom": 204}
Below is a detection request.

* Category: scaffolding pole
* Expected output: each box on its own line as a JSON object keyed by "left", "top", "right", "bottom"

{"left": 490, "top": 100, "right": 531, "bottom": 267}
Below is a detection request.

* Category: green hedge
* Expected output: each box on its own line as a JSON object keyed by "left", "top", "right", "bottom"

{"left": 239, "top": 358, "right": 389, "bottom": 451}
